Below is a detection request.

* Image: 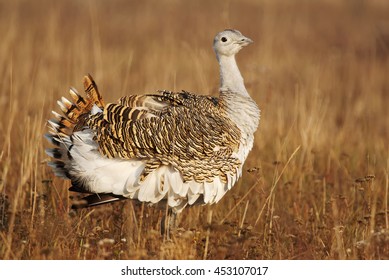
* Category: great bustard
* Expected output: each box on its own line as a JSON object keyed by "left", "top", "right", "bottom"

{"left": 45, "top": 29, "right": 260, "bottom": 222}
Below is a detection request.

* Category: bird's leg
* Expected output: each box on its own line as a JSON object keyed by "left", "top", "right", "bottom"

{"left": 161, "top": 208, "right": 177, "bottom": 240}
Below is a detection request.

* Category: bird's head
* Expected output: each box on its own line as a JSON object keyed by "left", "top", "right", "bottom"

{"left": 213, "top": 29, "right": 253, "bottom": 57}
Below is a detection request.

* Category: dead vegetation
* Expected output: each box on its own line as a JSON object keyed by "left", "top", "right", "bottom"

{"left": 0, "top": 0, "right": 388, "bottom": 259}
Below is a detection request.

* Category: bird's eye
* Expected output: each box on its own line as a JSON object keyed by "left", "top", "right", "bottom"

{"left": 221, "top": 37, "right": 227, "bottom": 42}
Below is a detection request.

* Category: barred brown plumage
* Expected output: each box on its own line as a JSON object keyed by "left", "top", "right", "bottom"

{"left": 45, "top": 29, "right": 260, "bottom": 223}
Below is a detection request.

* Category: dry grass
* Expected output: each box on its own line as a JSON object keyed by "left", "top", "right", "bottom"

{"left": 0, "top": 0, "right": 388, "bottom": 260}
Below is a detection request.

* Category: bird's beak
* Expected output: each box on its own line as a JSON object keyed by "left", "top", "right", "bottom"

{"left": 237, "top": 36, "right": 253, "bottom": 46}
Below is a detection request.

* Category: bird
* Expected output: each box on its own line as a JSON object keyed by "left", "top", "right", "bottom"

{"left": 45, "top": 29, "right": 260, "bottom": 227}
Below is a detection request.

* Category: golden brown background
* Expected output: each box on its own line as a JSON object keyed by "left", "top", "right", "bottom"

{"left": 0, "top": 0, "right": 388, "bottom": 259}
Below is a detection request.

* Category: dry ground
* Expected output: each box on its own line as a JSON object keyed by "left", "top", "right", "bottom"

{"left": 0, "top": 0, "right": 388, "bottom": 259}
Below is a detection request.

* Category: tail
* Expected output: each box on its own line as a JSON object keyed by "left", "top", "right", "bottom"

{"left": 45, "top": 74, "right": 105, "bottom": 178}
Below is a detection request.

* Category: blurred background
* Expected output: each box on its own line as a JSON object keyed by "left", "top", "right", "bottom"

{"left": 0, "top": 0, "right": 388, "bottom": 259}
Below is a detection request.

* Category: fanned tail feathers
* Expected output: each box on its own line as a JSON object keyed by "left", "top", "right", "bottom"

{"left": 45, "top": 74, "right": 105, "bottom": 180}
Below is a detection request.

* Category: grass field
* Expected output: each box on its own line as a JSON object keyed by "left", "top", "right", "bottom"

{"left": 0, "top": 0, "right": 388, "bottom": 260}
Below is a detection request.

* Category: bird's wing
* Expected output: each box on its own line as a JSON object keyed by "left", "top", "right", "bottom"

{"left": 87, "top": 90, "right": 242, "bottom": 183}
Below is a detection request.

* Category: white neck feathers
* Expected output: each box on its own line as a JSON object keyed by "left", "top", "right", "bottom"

{"left": 217, "top": 54, "right": 249, "bottom": 96}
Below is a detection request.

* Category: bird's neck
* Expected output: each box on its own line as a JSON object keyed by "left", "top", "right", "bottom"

{"left": 217, "top": 54, "right": 249, "bottom": 96}
{"left": 216, "top": 53, "right": 260, "bottom": 162}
